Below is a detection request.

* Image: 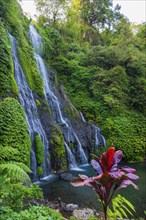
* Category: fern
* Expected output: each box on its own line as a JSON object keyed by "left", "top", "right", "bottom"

{"left": 107, "top": 194, "right": 135, "bottom": 219}
{"left": 0, "top": 145, "right": 31, "bottom": 183}
{"left": 0, "top": 146, "right": 19, "bottom": 163}
{"left": 11, "top": 162, "right": 32, "bottom": 174}
{"left": 0, "top": 163, "right": 31, "bottom": 183}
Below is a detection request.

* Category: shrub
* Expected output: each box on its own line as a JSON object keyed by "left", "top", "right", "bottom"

{"left": 0, "top": 205, "right": 64, "bottom": 220}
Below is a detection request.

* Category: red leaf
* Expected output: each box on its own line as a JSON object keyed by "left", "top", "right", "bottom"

{"left": 71, "top": 178, "right": 85, "bottom": 187}
{"left": 126, "top": 173, "right": 139, "bottom": 180}
{"left": 121, "top": 167, "right": 136, "bottom": 173}
{"left": 79, "top": 174, "right": 89, "bottom": 179}
{"left": 107, "top": 147, "right": 115, "bottom": 169}
{"left": 117, "top": 179, "right": 139, "bottom": 190}
{"left": 101, "top": 152, "right": 108, "bottom": 171}
{"left": 113, "top": 150, "right": 123, "bottom": 164}
{"left": 91, "top": 160, "right": 102, "bottom": 174}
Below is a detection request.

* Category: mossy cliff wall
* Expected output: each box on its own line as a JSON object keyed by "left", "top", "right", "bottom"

{"left": 34, "top": 134, "right": 44, "bottom": 176}
{"left": 0, "top": 98, "right": 31, "bottom": 166}
{"left": 0, "top": 0, "right": 44, "bottom": 97}
{"left": 0, "top": 20, "right": 18, "bottom": 98}
{"left": 50, "top": 125, "right": 67, "bottom": 171}
{"left": 0, "top": 0, "right": 39, "bottom": 168}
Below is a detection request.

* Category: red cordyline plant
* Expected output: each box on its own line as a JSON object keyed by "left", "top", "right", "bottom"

{"left": 71, "top": 146, "right": 139, "bottom": 220}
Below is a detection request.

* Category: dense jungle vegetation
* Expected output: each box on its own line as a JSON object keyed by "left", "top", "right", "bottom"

{"left": 35, "top": 0, "right": 146, "bottom": 162}
{"left": 0, "top": 0, "right": 146, "bottom": 219}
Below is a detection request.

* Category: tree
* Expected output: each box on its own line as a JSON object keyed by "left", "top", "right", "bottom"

{"left": 35, "top": 0, "right": 67, "bottom": 24}
{"left": 135, "top": 23, "right": 146, "bottom": 50}
{"left": 80, "top": 0, "right": 122, "bottom": 29}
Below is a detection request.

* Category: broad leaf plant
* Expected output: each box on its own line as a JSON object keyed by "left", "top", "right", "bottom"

{"left": 71, "top": 146, "right": 139, "bottom": 220}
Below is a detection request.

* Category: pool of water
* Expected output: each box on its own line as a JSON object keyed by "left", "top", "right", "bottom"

{"left": 41, "top": 162, "right": 146, "bottom": 218}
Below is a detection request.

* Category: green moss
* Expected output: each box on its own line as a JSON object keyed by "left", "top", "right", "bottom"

{"left": 37, "top": 166, "right": 43, "bottom": 176}
{"left": 18, "top": 47, "right": 44, "bottom": 97}
{"left": 69, "top": 142, "right": 74, "bottom": 150}
{"left": 0, "top": 98, "right": 31, "bottom": 166}
{"left": 43, "top": 102, "right": 52, "bottom": 115}
{"left": 50, "top": 125, "right": 67, "bottom": 170}
{"left": 34, "top": 134, "right": 44, "bottom": 165}
{"left": 35, "top": 99, "right": 41, "bottom": 107}
{"left": 1, "top": 0, "right": 44, "bottom": 97}
{"left": 64, "top": 104, "right": 80, "bottom": 119}
{"left": 47, "top": 106, "right": 52, "bottom": 115}
{"left": 0, "top": 20, "right": 18, "bottom": 97}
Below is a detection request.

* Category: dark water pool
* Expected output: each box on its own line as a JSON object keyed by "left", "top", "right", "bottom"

{"left": 40, "top": 162, "right": 146, "bottom": 218}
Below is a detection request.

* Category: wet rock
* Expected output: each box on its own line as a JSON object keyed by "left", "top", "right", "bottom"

{"left": 59, "top": 172, "right": 74, "bottom": 181}
{"left": 73, "top": 208, "right": 95, "bottom": 220}
{"left": 63, "top": 204, "right": 79, "bottom": 212}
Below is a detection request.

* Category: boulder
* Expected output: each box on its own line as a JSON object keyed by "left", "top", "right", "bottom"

{"left": 73, "top": 208, "right": 95, "bottom": 220}
{"left": 59, "top": 172, "right": 74, "bottom": 181}
{"left": 63, "top": 204, "right": 79, "bottom": 212}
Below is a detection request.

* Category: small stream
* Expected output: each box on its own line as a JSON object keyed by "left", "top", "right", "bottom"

{"left": 40, "top": 162, "right": 146, "bottom": 218}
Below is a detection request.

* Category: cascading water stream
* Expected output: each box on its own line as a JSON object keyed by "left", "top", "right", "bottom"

{"left": 34, "top": 53, "right": 68, "bottom": 126}
{"left": 73, "top": 132, "right": 88, "bottom": 164}
{"left": 93, "top": 125, "right": 106, "bottom": 148}
{"left": 80, "top": 112, "right": 86, "bottom": 123}
{"left": 64, "top": 142, "right": 78, "bottom": 169}
{"left": 80, "top": 112, "right": 106, "bottom": 149}
{"left": 29, "top": 24, "right": 88, "bottom": 166}
{"left": 9, "top": 34, "right": 51, "bottom": 180}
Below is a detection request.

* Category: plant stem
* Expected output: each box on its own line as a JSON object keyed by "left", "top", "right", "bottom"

{"left": 104, "top": 206, "right": 107, "bottom": 220}
{"left": 106, "top": 188, "right": 116, "bottom": 207}
{"left": 101, "top": 202, "right": 107, "bottom": 220}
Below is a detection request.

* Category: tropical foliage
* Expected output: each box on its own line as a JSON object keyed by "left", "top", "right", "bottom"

{"left": 71, "top": 146, "right": 139, "bottom": 219}
{"left": 107, "top": 194, "right": 136, "bottom": 219}
{"left": 35, "top": 3, "right": 146, "bottom": 161}
{"left": 0, "top": 0, "right": 145, "bottom": 218}
{"left": 0, "top": 205, "right": 64, "bottom": 220}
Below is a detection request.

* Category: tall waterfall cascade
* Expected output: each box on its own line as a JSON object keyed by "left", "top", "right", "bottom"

{"left": 9, "top": 34, "right": 51, "bottom": 181}
{"left": 29, "top": 24, "right": 88, "bottom": 167}
{"left": 9, "top": 26, "right": 105, "bottom": 181}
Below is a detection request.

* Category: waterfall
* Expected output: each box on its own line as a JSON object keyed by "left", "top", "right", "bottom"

{"left": 9, "top": 34, "right": 51, "bottom": 180}
{"left": 80, "top": 112, "right": 106, "bottom": 149}
{"left": 73, "top": 132, "right": 88, "bottom": 164}
{"left": 34, "top": 53, "right": 68, "bottom": 126}
{"left": 94, "top": 126, "right": 99, "bottom": 148}
{"left": 29, "top": 24, "right": 88, "bottom": 166}
{"left": 80, "top": 112, "right": 86, "bottom": 123}
{"left": 64, "top": 142, "right": 78, "bottom": 169}
{"left": 92, "top": 124, "right": 106, "bottom": 148}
